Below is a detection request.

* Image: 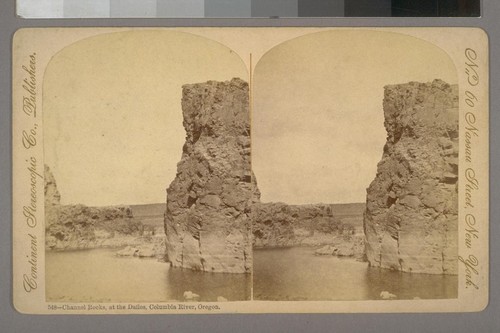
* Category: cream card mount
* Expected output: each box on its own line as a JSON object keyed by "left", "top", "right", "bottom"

{"left": 12, "top": 27, "right": 488, "bottom": 314}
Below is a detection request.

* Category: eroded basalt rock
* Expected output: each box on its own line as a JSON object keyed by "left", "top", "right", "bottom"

{"left": 44, "top": 165, "right": 60, "bottom": 206}
{"left": 364, "top": 80, "right": 458, "bottom": 274}
{"left": 44, "top": 165, "right": 61, "bottom": 230}
{"left": 164, "top": 78, "right": 257, "bottom": 273}
{"left": 252, "top": 202, "right": 365, "bottom": 259}
{"left": 44, "top": 166, "right": 144, "bottom": 250}
{"left": 252, "top": 203, "right": 350, "bottom": 248}
{"left": 252, "top": 203, "right": 297, "bottom": 248}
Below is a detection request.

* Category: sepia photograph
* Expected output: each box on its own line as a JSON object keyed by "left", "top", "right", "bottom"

{"left": 12, "top": 27, "right": 488, "bottom": 313}
{"left": 251, "top": 30, "right": 459, "bottom": 301}
{"left": 41, "top": 30, "right": 252, "bottom": 303}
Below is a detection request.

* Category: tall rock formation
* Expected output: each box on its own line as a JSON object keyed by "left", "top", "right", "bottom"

{"left": 364, "top": 80, "right": 458, "bottom": 275}
{"left": 44, "top": 165, "right": 61, "bottom": 206}
{"left": 44, "top": 165, "right": 61, "bottom": 229}
{"left": 164, "top": 78, "right": 257, "bottom": 274}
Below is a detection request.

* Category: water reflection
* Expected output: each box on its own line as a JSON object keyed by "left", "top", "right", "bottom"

{"left": 253, "top": 247, "right": 457, "bottom": 301}
{"left": 46, "top": 249, "right": 250, "bottom": 302}
{"left": 166, "top": 268, "right": 251, "bottom": 301}
{"left": 46, "top": 247, "right": 457, "bottom": 302}
{"left": 364, "top": 266, "right": 458, "bottom": 300}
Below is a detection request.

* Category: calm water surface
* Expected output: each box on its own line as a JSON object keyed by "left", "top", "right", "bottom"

{"left": 47, "top": 247, "right": 457, "bottom": 302}
{"left": 46, "top": 249, "right": 250, "bottom": 302}
{"left": 254, "top": 247, "right": 458, "bottom": 301}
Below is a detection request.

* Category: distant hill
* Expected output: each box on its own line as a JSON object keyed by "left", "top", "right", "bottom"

{"left": 130, "top": 203, "right": 165, "bottom": 218}
{"left": 130, "top": 202, "right": 364, "bottom": 218}
{"left": 330, "top": 202, "right": 365, "bottom": 216}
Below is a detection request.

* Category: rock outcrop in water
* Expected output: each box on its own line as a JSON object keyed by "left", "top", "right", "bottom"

{"left": 44, "top": 165, "right": 146, "bottom": 250}
{"left": 252, "top": 202, "right": 364, "bottom": 259}
{"left": 164, "top": 78, "right": 257, "bottom": 274}
{"left": 252, "top": 203, "right": 353, "bottom": 248}
{"left": 364, "top": 80, "right": 458, "bottom": 275}
{"left": 252, "top": 203, "right": 297, "bottom": 248}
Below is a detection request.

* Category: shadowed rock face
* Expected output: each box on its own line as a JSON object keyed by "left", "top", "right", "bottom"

{"left": 364, "top": 80, "right": 458, "bottom": 275}
{"left": 252, "top": 203, "right": 297, "bottom": 248}
{"left": 164, "top": 78, "right": 258, "bottom": 274}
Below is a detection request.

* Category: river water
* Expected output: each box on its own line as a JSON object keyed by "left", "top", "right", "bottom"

{"left": 46, "top": 249, "right": 251, "bottom": 302}
{"left": 253, "top": 247, "right": 458, "bottom": 301}
{"left": 46, "top": 247, "right": 457, "bottom": 303}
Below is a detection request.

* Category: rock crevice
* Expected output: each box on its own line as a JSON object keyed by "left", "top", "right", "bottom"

{"left": 364, "top": 80, "right": 458, "bottom": 275}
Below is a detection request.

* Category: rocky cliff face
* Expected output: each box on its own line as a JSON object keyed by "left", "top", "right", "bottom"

{"left": 252, "top": 202, "right": 364, "bottom": 259}
{"left": 44, "top": 165, "right": 61, "bottom": 230}
{"left": 252, "top": 203, "right": 298, "bottom": 248}
{"left": 164, "top": 78, "right": 257, "bottom": 274}
{"left": 44, "top": 166, "right": 145, "bottom": 250}
{"left": 364, "top": 80, "right": 458, "bottom": 275}
{"left": 44, "top": 165, "right": 60, "bottom": 206}
{"left": 252, "top": 203, "right": 350, "bottom": 248}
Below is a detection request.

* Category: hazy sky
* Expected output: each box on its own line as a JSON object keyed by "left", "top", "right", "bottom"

{"left": 44, "top": 30, "right": 247, "bottom": 206}
{"left": 43, "top": 29, "right": 457, "bottom": 207}
{"left": 252, "top": 30, "right": 457, "bottom": 205}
